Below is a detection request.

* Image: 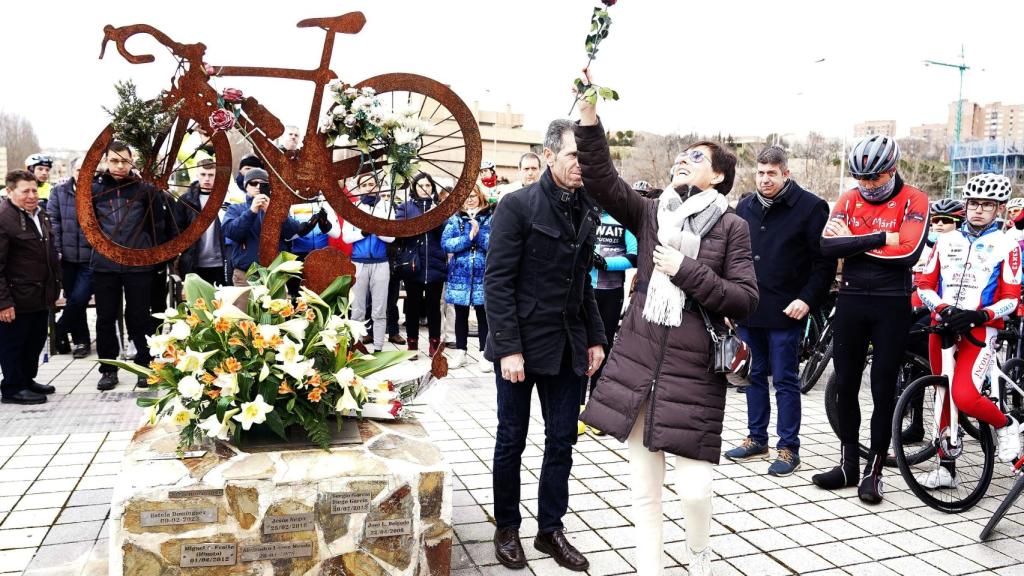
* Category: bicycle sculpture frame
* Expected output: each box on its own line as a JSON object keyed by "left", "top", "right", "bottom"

{"left": 77, "top": 12, "right": 482, "bottom": 274}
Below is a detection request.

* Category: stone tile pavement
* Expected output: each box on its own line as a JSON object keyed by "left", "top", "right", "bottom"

{"left": 2, "top": 331, "right": 1024, "bottom": 575}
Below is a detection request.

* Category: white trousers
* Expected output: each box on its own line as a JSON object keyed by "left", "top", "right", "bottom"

{"left": 627, "top": 400, "right": 714, "bottom": 575}
{"left": 350, "top": 261, "right": 390, "bottom": 351}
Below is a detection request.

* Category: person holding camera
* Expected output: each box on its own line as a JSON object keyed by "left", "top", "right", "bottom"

{"left": 221, "top": 169, "right": 322, "bottom": 290}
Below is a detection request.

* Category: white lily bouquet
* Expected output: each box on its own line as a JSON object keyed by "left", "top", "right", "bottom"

{"left": 103, "top": 253, "right": 415, "bottom": 451}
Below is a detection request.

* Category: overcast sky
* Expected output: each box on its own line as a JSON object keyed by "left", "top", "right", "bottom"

{"left": 8, "top": 0, "right": 1024, "bottom": 151}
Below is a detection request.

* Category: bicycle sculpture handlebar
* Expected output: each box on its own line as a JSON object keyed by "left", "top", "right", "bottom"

{"left": 100, "top": 24, "right": 206, "bottom": 65}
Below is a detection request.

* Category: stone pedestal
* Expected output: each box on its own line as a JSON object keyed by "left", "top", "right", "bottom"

{"left": 109, "top": 415, "right": 452, "bottom": 575}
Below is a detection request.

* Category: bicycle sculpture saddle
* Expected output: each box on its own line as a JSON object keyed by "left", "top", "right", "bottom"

{"left": 296, "top": 12, "right": 366, "bottom": 35}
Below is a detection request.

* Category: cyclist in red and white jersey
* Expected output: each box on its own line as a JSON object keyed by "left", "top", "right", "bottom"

{"left": 917, "top": 173, "right": 1023, "bottom": 487}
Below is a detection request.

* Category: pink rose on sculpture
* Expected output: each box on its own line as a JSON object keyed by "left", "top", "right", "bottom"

{"left": 203, "top": 63, "right": 216, "bottom": 76}
{"left": 209, "top": 108, "right": 234, "bottom": 132}
{"left": 222, "top": 88, "right": 244, "bottom": 103}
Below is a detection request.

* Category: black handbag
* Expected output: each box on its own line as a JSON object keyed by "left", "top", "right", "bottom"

{"left": 697, "top": 304, "right": 749, "bottom": 374}
{"left": 393, "top": 241, "right": 422, "bottom": 280}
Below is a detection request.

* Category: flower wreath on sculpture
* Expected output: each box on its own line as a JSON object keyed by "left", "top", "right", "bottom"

{"left": 101, "top": 253, "right": 418, "bottom": 452}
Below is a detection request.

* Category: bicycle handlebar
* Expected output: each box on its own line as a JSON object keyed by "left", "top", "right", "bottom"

{"left": 100, "top": 24, "right": 205, "bottom": 65}
{"left": 912, "top": 322, "right": 987, "bottom": 348}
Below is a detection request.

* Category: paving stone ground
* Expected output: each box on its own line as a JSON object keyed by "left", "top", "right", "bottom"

{"left": 2, "top": 319, "right": 1024, "bottom": 575}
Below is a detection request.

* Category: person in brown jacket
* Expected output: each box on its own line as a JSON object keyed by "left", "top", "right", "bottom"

{"left": 0, "top": 170, "right": 60, "bottom": 404}
{"left": 574, "top": 77, "right": 758, "bottom": 576}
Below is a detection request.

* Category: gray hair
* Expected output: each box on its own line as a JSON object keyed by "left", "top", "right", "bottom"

{"left": 756, "top": 145, "right": 788, "bottom": 169}
{"left": 519, "top": 151, "right": 542, "bottom": 169}
{"left": 69, "top": 157, "right": 82, "bottom": 172}
{"left": 543, "top": 119, "right": 574, "bottom": 156}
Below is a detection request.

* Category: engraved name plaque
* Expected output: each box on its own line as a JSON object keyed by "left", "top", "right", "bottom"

{"left": 239, "top": 541, "right": 314, "bottom": 562}
{"left": 180, "top": 543, "right": 237, "bottom": 567}
{"left": 262, "top": 512, "right": 315, "bottom": 534}
{"left": 168, "top": 488, "right": 224, "bottom": 499}
{"left": 330, "top": 492, "right": 373, "bottom": 514}
{"left": 140, "top": 507, "right": 217, "bottom": 527}
{"left": 364, "top": 518, "right": 413, "bottom": 538}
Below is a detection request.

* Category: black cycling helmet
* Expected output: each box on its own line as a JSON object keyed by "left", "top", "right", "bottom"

{"left": 848, "top": 135, "right": 900, "bottom": 179}
{"left": 930, "top": 198, "right": 965, "bottom": 220}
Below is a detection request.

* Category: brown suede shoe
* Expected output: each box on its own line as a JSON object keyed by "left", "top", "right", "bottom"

{"left": 493, "top": 527, "right": 527, "bottom": 569}
{"left": 534, "top": 530, "right": 588, "bottom": 571}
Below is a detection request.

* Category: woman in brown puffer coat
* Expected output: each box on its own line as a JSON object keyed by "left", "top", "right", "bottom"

{"left": 574, "top": 91, "right": 758, "bottom": 576}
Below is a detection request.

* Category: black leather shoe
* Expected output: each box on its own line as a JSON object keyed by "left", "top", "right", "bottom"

{"left": 493, "top": 527, "right": 527, "bottom": 569}
{"left": 534, "top": 530, "right": 589, "bottom": 571}
{"left": 97, "top": 373, "right": 118, "bottom": 391}
{"left": 1, "top": 389, "right": 47, "bottom": 405}
{"left": 72, "top": 344, "right": 90, "bottom": 359}
{"left": 28, "top": 381, "right": 55, "bottom": 395}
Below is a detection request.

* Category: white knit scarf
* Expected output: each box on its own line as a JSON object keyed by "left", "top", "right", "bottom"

{"left": 643, "top": 186, "right": 729, "bottom": 327}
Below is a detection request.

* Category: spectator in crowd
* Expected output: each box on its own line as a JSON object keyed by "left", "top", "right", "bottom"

{"left": 47, "top": 156, "right": 93, "bottom": 359}
{"left": 178, "top": 124, "right": 214, "bottom": 185}
{"left": 479, "top": 160, "right": 499, "bottom": 202}
{"left": 279, "top": 125, "right": 301, "bottom": 155}
{"left": 175, "top": 159, "right": 231, "bottom": 286}
{"left": 441, "top": 183, "right": 492, "bottom": 370}
{"left": 342, "top": 174, "right": 395, "bottom": 353}
{"left": 221, "top": 168, "right": 321, "bottom": 291}
{"left": 229, "top": 155, "right": 264, "bottom": 205}
{"left": 395, "top": 172, "right": 448, "bottom": 359}
{"left": 575, "top": 85, "right": 758, "bottom": 576}
{"left": 91, "top": 142, "right": 175, "bottom": 392}
{"left": 725, "top": 146, "right": 834, "bottom": 477}
{"left": 519, "top": 152, "right": 542, "bottom": 188}
{"left": 287, "top": 195, "right": 336, "bottom": 295}
{"left": 814, "top": 135, "right": 928, "bottom": 504}
{"left": 0, "top": 170, "right": 60, "bottom": 404}
{"left": 485, "top": 119, "right": 606, "bottom": 572}
{"left": 581, "top": 201, "right": 637, "bottom": 435}
{"left": 435, "top": 182, "right": 457, "bottom": 348}
{"left": 25, "top": 154, "right": 53, "bottom": 209}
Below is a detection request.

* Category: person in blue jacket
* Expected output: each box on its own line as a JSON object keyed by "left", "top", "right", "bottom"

{"left": 395, "top": 172, "right": 448, "bottom": 358}
{"left": 441, "top": 184, "right": 493, "bottom": 369}
{"left": 581, "top": 207, "right": 637, "bottom": 434}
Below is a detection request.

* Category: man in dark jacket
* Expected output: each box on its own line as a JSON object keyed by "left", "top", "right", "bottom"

{"left": 0, "top": 170, "right": 60, "bottom": 404}
{"left": 484, "top": 119, "right": 606, "bottom": 572}
{"left": 725, "top": 146, "right": 835, "bottom": 476}
{"left": 47, "top": 157, "right": 93, "bottom": 358}
{"left": 91, "top": 142, "right": 174, "bottom": 392}
{"left": 175, "top": 159, "right": 230, "bottom": 286}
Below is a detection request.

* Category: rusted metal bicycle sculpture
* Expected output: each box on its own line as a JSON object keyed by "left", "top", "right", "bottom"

{"left": 77, "top": 11, "right": 482, "bottom": 271}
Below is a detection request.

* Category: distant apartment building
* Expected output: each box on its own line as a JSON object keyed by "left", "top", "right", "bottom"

{"left": 472, "top": 102, "right": 542, "bottom": 183}
{"left": 946, "top": 100, "right": 986, "bottom": 141}
{"left": 854, "top": 120, "right": 896, "bottom": 138}
{"left": 982, "top": 102, "right": 1024, "bottom": 141}
{"left": 909, "top": 123, "right": 947, "bottom": 145}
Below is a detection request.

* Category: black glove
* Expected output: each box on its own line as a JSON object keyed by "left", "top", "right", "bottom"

{"left": 316, "top": 208, "right": 332, "bottom": 233}
{"left": 592, "top": 253, "right": 608, "bottom": 271}
{"left": 296, "top": 218, "right": 318, "bottom": 237}
{"left": 944, "top": 308, "right": 989, "bottom": 334}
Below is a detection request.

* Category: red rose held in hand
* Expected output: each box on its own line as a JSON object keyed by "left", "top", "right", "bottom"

{"left": 222, "top": 88, "right": 244, "bottom": 103}
{"left": 601, "top": 0, "right": 617, "bottom": 5}
{"left": 209, "top": 108, "right": 235, "bottom": 131}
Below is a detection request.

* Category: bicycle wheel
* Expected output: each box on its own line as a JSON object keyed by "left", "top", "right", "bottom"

{"left": 800, "top": 340, "right": 833, "bottom": 394}
{"left": 326, "top": 73, "right": 481, "bottom": 238}
{"left": 77, "top": 111, "right": 231, "bottom": 267}
{"left": 893, "top": 375, "right": 995, "bottom": 513}
{"left": 980, "top": 473, "right": 1024, "bottom": 540}
{"left": 800, "top": 315, "right": 822, "bottom": 362}
{"left": 1001, "top": 358, "right": 1024, "bottom": 425}
{"left": 824, "top": 351, "right": 931, "bottom": 467}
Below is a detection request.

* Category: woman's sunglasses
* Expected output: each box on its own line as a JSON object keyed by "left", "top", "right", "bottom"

{"left": 931, "top": 216, "right": 959, "bottom": 225}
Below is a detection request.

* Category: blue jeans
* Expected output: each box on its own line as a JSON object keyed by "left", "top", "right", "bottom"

{"left": 738, "top": 325, "right": 803, "bottom": 453}
{"left": 492, "top": 349, "right": 583, "bottom": 533}
{"left": 56, "top": 262, "right": 93, "bottom": 345}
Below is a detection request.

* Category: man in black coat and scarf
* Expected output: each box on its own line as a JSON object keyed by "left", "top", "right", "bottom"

{"left": 484, "top": 119, "right": 606, "bottom": 571}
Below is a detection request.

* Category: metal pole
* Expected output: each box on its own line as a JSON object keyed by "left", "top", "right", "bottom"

{"left": 952, "top": 50, "right": 965, "bottom": 197}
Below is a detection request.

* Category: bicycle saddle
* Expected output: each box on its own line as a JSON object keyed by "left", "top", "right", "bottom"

{"left": 296, "top": 12, "right": 366, "bottom": 34}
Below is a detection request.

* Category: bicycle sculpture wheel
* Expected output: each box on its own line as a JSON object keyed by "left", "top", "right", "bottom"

{"left": 78, "top": 12, "right": 482, "bottom": 268}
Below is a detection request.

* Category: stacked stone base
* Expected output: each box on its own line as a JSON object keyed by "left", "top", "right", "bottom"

{"left": 110, "top": 418, "right": 451, "bottom": 575}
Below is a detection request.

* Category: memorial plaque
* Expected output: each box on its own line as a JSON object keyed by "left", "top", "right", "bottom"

{"left": 180, "top": 543, "right": 237, "bottom": 568}
{"left": 168, "top": 488, "right": 224, "bottom": 499}
{"left": 364, "top": 518, "right": 413, "bottom": 538}
{"left": 330, "top": 491, "right": 373, "bottom": 514}
{"left": 263, "top": 512, "right": 315, "bottom": 534}
{"left": 239, "top": 541, "right": 314, "bottom": 562}
{"left": 140, "top": 507, "right": 217, "bottom": 527}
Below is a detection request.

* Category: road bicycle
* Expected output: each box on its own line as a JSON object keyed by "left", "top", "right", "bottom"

{"left": 77, "top": 12, "right": 481, "bottom": 268}
{"left": 892, "top": 324, "right": 1024, "bottom": 513}
{"left": 799, "top": 306, "right": 833, "bottom": 394}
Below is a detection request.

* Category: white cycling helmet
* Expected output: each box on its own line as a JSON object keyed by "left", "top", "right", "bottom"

{"left": 1007, "top": 197, "right": 1024, "bottom": 210}
{"left": 962, "top": 173, "right": 1012, "bottom": 203}
{"left": 480, "top": 160, "right": 496, "bottom": 171}
{"left": 25, "top": 153, "right": 53, "bottom": 169}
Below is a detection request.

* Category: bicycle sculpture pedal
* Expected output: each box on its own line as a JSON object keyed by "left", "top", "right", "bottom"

{"left": 77, "top": 11, "right": 482, "bottom": 289}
